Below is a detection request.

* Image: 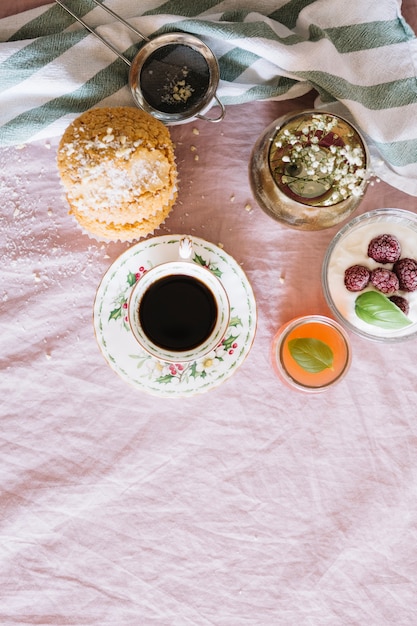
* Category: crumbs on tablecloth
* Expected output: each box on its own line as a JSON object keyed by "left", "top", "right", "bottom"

{"left": 189, "top": 144, "right": 199, "bottom": 161}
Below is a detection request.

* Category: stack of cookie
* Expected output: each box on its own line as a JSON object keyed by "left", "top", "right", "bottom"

{"left": 57, "top": 106, "right": 178, "bottom": 242}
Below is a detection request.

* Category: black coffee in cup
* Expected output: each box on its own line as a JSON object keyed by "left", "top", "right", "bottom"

{"left": 138, "top": 274, "right": 218, "bottom": 351}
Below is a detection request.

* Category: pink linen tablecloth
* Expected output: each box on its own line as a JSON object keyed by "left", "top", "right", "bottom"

{"left": 1, "top": 2, "right": 417, "bottom": 625}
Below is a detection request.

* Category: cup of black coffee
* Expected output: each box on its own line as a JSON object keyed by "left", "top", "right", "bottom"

{"left": 128, "top": 237, "right": 230, "bottom": 362}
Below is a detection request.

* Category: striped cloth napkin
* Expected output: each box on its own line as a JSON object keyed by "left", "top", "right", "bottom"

{"left": 1, "top": 0, "right": 417, "bottom": 195}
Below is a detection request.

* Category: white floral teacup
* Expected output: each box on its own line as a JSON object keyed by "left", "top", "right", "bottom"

{"left": 128, "top": 237, "right": 230, "bottom": 362}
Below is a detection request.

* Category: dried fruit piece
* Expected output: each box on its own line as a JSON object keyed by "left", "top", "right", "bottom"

{"left": 367, "top": 234, "right": 401, "bottom": 263}
{"left": 389, "top": 295, "right": 410, "bottom": 315}
{"left": 370, "top": 267, "right": 399, "bottom": 294}
{"left": 344, "top": 264, "right": 370, "bottom": 291}
{"left": 393, "top": 257, "right": 417, "bottom": 292}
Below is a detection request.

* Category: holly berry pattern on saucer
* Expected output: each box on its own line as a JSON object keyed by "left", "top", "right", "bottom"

{"left": 93, "top": 235, "right": 257, "bottom": 396}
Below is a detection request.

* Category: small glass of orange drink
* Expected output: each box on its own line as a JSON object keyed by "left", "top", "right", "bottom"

{"left": 271, "top": 315, "right": 351, "bottom": 392}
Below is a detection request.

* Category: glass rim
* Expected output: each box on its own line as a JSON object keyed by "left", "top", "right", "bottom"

{"left": 267, "top": 109, "right": 369, "bottom": 208}
{"left": 271, "top": 314, "right": 352, "bottom": 392}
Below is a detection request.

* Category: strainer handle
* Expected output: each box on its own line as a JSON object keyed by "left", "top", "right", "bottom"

{"left": 55, "top": 0, "right": 149, "bottom": 67}
{"left": 196, "top": 96, "right": 226, "bottom": 123}
{"left": 88, "top": 0, "right": 149, "bottom": 43}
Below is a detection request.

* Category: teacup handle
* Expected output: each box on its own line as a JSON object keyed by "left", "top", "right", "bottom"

{"left": 178, "top": 236, "right": 194, "bottom": 261}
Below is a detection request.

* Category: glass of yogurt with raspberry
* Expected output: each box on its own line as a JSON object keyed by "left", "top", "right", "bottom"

{"left": 322, "top": 208, "right": 417, "bottom": 341}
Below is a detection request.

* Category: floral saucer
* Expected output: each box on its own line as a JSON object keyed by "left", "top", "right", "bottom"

{"left": 93, "top": 235, "right": 257, "bottom": 397}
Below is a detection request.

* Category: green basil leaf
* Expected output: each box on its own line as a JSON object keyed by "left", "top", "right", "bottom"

{"left": 355, "top": 291, "right": 412, "bottom": 329}
{"left": 288, "top": 337, "right": 334, "bottom": 373}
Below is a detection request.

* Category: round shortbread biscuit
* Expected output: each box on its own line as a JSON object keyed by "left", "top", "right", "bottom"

{"left": 57, "top": 107, "right": 178, "bottom": 237}
{"left": 70, "top": 200, "right": 174, "bottom": 243}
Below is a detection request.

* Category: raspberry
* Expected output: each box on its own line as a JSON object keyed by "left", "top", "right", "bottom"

{"left": 367, "top": 234, "right": 401, "bottom": 263}
{"left": 393, "top": 257, "right": 417, "bottom": 292}
{"left": 389, "top": 295, "right": 410, "bottom": 316}
{"left": 370, "top": 267, "right": 399, "bottom": 294}
{"left": 344, "top": 264, "right": 370, "bottom": 291}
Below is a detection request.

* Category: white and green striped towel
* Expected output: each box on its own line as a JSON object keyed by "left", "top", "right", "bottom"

{"left": 1, "top": 0, "right": 417, "bottom": 195}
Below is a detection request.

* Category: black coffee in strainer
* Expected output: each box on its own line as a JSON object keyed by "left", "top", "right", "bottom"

{"left": 139, "top": 43, "right": 211, "bottom": 114}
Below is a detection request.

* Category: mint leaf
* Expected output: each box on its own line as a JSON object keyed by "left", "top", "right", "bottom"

{"left": 288, "top": 337, "right": 334, "bottom": 373}
{"left": 355, "top": 291, "right": 412, "bottom": 329}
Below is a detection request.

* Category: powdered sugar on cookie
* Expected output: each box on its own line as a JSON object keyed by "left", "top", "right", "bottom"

{"left": 57, "top": 107, "right": 178, "bottom": 241}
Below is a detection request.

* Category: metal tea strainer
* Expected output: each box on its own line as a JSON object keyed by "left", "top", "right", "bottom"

{"left": 55, "top": 0, "right": 225, "bottom": 124}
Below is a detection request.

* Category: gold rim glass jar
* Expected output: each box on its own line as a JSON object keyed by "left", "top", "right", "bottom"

{"left": 249, "top": 110, "right": 370, "bottom": 230}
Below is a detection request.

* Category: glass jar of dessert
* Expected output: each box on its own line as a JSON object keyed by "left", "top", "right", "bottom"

{"left": 249, "top": 109, "right": 370, "bottom": 230}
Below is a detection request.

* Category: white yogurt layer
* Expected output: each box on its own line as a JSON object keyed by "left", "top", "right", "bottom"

{"left": 325, "top": 213, "right": 417, "bottom": 338}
